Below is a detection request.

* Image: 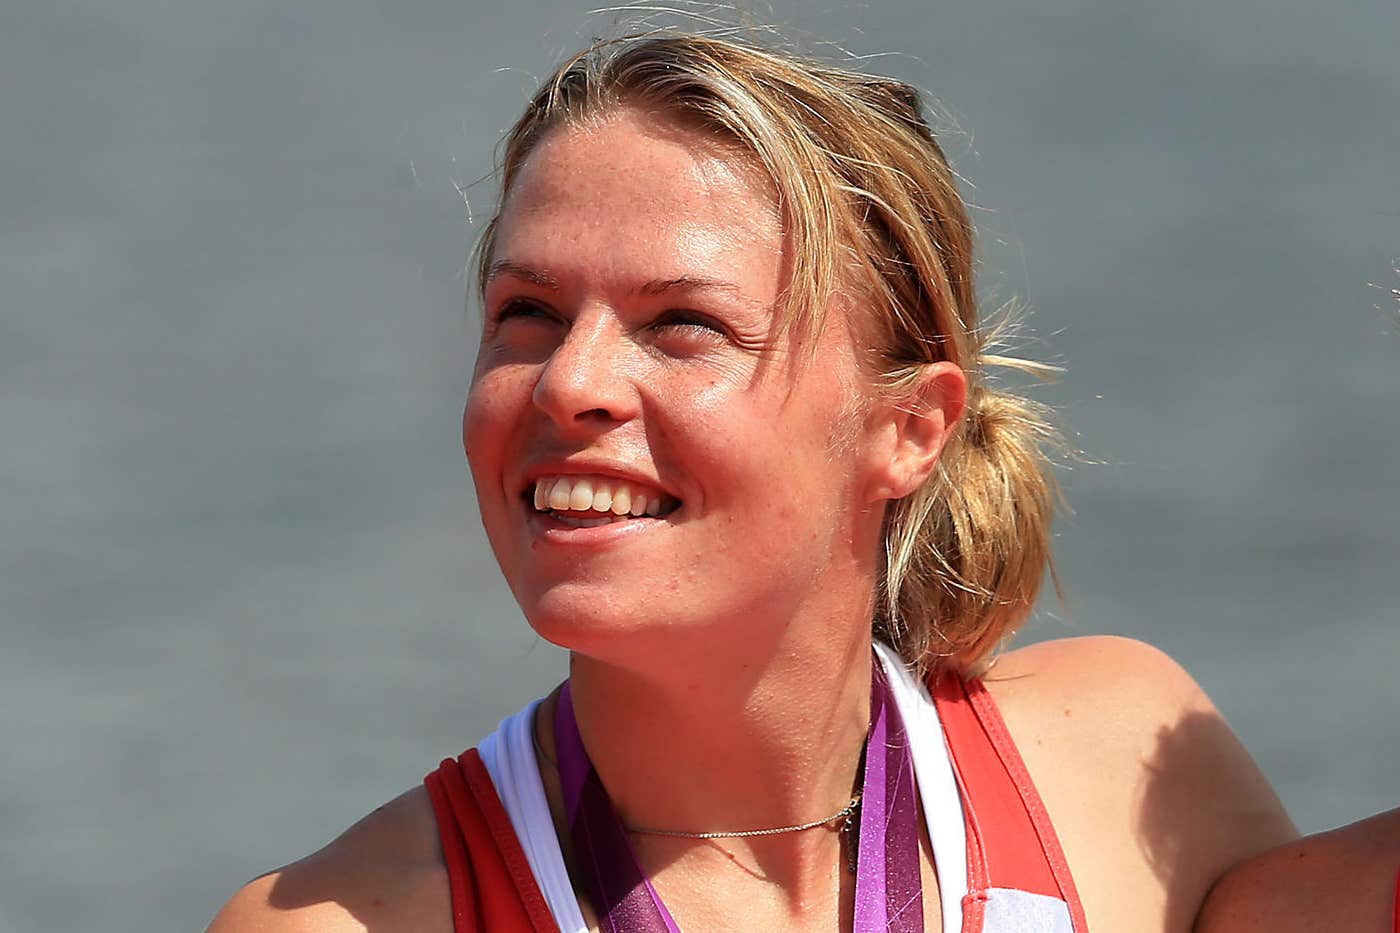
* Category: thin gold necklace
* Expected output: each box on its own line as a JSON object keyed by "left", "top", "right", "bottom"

{"left": 532, "top": 726, "right": 863, "bottom": 841}
{"left": 628, "top": 793, "right": 862, "bottom": 839}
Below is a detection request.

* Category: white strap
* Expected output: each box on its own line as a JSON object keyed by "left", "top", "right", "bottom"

{"left": 877, "top": 642, "right": 968, "bottom": 933}
{"left": 477, "top": 700, "right": 589, "bottom": 933}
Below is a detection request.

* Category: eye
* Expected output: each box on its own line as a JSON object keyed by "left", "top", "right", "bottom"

{"left": 493, "top": 298, "right": 557, "bottom": 325}
{"left": 651, "top": 309, "right": 728, "bottom": 339}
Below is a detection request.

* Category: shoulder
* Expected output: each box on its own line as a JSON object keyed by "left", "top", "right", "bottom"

{"left": 207, "top": 785, "right": 453, "bottom": 933}
{"left": 981, "top": 634, "right": 1209, "bottom": 726}
{"left": 981, "top": 636, "right": 1278, "bottom": 787}
{"left": 977, "top": 636, "right": 1297, "bottom": 932}
{"left": 978, "top": 636, "right": 1243, "bottom": 799}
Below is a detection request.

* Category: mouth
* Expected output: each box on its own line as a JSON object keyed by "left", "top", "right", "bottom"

{"left": 525, "top": 473, "right": 681, "bottom": 528}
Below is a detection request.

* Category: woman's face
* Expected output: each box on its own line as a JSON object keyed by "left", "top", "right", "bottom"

{"left": 464, "top": 110, "right": 891, "bottom": 667}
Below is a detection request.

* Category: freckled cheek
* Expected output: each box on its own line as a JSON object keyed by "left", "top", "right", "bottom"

{"left": 462, "top": 375, "right": 529, "bottom": 485}
{"left": 461, "top": 392, "right": 524, "bottom": 564}
{"left": 460, "top": 396, "right": 491, "bottom": 466}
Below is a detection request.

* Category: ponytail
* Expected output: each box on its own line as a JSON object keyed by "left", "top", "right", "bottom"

{"left": 877, "top": 377, "right": 1062, "bottom": 677}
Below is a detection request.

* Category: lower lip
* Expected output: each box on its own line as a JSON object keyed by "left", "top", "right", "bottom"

{"left": 525, "top": 508, "right": 671, "bottom": 546}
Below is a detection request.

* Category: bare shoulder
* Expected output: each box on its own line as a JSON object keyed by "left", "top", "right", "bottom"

{"left": 1195, "top": 807, "right": 1400, "bottom": 933}
{"left": 979, "top": 636, "right": 1298, "bottom": 933}
{"left": 207, "top": 785, "right": 453, "bottom": 933}
{"left": 983, "top": 634, "right": 1211, "bottom": 724}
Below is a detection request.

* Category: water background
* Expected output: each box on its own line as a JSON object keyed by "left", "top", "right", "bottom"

{"left": 2, "top": 1, "right": 1397, "bottom": 929}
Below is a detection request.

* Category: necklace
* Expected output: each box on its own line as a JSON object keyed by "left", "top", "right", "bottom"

{"left": 531, "top": 710, "right": 864, "bottom": 841}
{"left": 627, "top": 792, "right": 862, "bottom": 839}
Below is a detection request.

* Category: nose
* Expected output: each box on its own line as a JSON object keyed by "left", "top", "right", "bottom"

{"left": 531, "top": 309, "right": 640, "bottom": 431}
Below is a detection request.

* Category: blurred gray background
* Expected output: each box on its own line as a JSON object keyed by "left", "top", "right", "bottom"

{"left": 2, "top": 0, "right": 1397, "bottom": 929}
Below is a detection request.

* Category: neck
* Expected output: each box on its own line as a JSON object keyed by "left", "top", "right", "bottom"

{"left": 548, "top": 619, "right": 874, "bottom": 849}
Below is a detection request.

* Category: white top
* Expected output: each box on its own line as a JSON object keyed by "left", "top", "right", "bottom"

{"left": 476, "top": 645, "right": 968, "bottom": 933}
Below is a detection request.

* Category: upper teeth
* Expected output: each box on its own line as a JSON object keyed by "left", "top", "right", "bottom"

{"left": 532, "top": 474, "right": 674, "bottom": 517}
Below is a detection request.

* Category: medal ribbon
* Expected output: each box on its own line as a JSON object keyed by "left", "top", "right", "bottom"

{"left": 552, "top": 657, "right": 923, "bottom": 932}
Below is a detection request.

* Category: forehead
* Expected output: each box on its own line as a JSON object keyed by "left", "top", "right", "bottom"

{"left": 490, "top": 111, "right": 784, "bottom": 294}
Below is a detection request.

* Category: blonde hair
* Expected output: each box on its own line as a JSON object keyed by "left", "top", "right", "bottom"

{"left": 476, "top": 31, "right": 1061, "bottom": 676}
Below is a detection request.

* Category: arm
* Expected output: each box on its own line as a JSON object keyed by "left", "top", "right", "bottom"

{"left": 1194, "top": 807, "right": 1400, "bottom": 933}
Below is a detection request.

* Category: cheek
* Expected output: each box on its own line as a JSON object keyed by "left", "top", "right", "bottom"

{"left": 663, "top": 380, "right": 858, "bottom": 522}
{"left": 650, "top": 380, "right": 767, "bottom": 485}
{"left": 462, "top": 369, "right": 528, "bottom": 483}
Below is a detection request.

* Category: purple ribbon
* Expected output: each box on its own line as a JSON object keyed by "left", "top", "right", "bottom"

{"left": 854, "top": 661, "right": 924, "bottom": 931}
{"left": 555, "top": 685, "right": 682, "bottom": 933}
{"left": 552, "top": 656, "right": 923, "bottom": 931}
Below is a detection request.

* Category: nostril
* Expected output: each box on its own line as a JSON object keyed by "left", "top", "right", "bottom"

{"left": 529, "top": 325, "right": 641, "bottom": 429}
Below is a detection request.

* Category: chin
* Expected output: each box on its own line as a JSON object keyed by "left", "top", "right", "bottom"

{"left": 524, "top": 591, "right": 644, "bottom": 648}
{"left": 521, "top": 590, "right": 700, "bottom": 668}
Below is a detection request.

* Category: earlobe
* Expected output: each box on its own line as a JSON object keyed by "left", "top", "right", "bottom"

{"left": 867, "top": 362, "right": 966, "bottom": 502}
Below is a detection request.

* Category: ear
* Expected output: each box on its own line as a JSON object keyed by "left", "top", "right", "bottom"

{"left": 863, "top": 361, "right": 966, "bottom": 502}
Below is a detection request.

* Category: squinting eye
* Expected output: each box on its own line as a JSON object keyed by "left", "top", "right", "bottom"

{"left": 653, "top": 310, "right": 727, "bottom": 338}
{"left": 493, "top": 299, "right": 557, "bottom": 325}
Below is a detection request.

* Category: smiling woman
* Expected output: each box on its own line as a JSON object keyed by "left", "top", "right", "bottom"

{"left": 205, "top": 28, "right": 1393, "bottom": 933}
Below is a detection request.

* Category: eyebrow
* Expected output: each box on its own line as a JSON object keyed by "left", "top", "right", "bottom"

{"left": 486, "top": 261, "right": 741, "bottom": 298}
{"left": 639, "top": 275, "right": 742, "bottom": 297}
{"left": 486, "top": 260, "right": 559, "bottom": 290}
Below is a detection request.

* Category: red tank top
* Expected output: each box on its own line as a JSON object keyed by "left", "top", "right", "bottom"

{"left": 425, "top": 673, "right": 1088, "bottom": 932}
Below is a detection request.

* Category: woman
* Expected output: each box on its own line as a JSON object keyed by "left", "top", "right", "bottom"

{"left": 210, "top": 31, "right": 1391, "bottom": 932}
